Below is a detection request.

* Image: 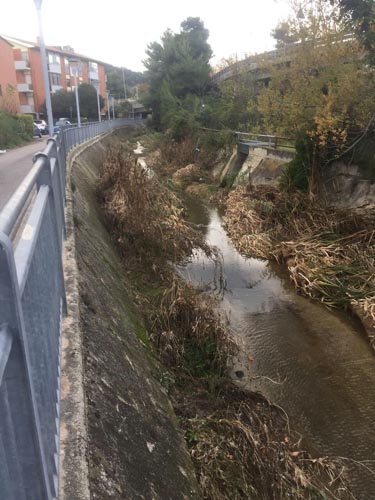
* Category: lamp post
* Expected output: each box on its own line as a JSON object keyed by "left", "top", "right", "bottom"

{"left": 94, "top": 82, "right": 101, "bottom": 122}
{"left": 106, "top": 93, "right": 110, "bottom": 120}
{"left": 69, "top": 58, "right": 81, "bottom": 127}
{"left": 111, "top": 96, "right": 115, "bottom": 120}
{"left": 34, "top": 0, "right": 54, "bottom": 136}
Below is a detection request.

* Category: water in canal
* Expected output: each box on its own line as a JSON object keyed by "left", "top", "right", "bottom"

{"left": 179, "top": 197, "right": 375, "bottom": 499}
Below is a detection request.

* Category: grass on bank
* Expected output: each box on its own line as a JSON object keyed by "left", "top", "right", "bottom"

{"left": 97, "top": 143, "right": 352, "bottom": 499}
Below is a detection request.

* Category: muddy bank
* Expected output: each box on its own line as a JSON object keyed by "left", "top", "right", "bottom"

{"left": 70, "top": 129, "right": 201, "bottom": 499}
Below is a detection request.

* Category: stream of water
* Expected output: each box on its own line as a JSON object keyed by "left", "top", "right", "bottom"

{"left": 179, "top": 197, "right": 375, "bottom": 499}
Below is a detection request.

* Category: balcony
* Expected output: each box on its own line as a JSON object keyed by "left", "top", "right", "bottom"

{"left": 51, "top": 85, "right": 63, "bottom": 93}
{"left": 15, "top": 60, "right": 30, "bottom": 71}
{"left": 17, "top": 83, "right": 33, "bottom": 92}
{"left": 20, "top": 104, "right": 35, "bottom": 114}
{"left": 49, "top": 63, "right": 61, "bottom": 74}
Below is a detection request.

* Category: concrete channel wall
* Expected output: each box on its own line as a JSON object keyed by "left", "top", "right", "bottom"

{"left": 219, "top": 145, "right": 294, "bottom": 188}
{"left": 62, "top": 129, "right": 201, "bottom": 499}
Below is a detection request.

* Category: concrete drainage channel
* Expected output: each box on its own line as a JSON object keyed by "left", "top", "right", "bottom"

{"left": 61, "top": 130, "right": 201, "bottom": 499}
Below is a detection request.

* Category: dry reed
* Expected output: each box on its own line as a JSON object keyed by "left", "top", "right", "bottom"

{"left": 224, "top": 185, "right": 375, "bottom": 339}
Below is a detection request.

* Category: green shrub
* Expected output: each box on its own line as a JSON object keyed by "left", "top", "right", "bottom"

{"left": 200, "top": 130, "right": 235, "bottom": 150}
{"left": 0, "top": 111, "right": 33, "bottom": 149}
{"left": 16, "top": 114, "right": 33, "bottom": 138}
{"left": 167, "top": 108, "right": 198, "bottom": 142}
{"left": 279, "top": 135, "right": 312, "bottom": 192}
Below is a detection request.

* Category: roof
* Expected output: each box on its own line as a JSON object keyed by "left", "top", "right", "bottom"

{"left": 1, "top": 34, "right": 108, "bottom": 66}
{"left": 0, "top": 35, "right": 22, "bottom": 48}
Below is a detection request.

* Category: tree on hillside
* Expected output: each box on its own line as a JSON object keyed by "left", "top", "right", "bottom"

{"left": 143, "top": 17, "right": 212, "bottom": 134}
{"left": 258, "top": 0, "right": 375, "bottom": 193}
{"left": 106, "top": 67, "right": 146, "bottom": 99}
{"left": 329, "top": 0, "right": 375, "bottom": 61}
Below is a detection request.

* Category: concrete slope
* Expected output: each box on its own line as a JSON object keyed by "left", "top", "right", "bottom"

{"left": 70, "top": 133, "right": 201, "bottom": 500}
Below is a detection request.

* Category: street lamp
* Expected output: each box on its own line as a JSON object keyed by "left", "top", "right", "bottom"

{"left": 93, "top": 82, "right": 101, "bottom": 122}
{"left": 106, "top": 93, "right": 110, "bottom": 120}
{"left": 34, "top": 0, "right": 54, "bottom": 136}
{"left": 69, "top": 58, "right": 81, "bottom": 127}
{"left": 111, "top": 96, "right": 115, "bottom": 120}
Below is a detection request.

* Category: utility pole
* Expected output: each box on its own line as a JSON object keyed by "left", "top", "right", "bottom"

{"left": 34, "top": 0, "right": 54, "bottom": 136}
{"left": 69, "top": 58, "right": 81, "bottom": 126}
{"left": 95, "top": 82, "right": 101, "bottom": 122}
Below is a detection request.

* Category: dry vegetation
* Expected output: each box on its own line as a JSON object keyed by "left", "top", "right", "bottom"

{"left": 224, "top": 185, "right": 375, "bottom": 345}
{"left": 96, "top": 144, "right": 353, "bottom": 499}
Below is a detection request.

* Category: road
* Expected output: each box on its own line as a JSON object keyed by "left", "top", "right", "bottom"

{"left": 0, "top": 137, "right": 48, "bottom": 211}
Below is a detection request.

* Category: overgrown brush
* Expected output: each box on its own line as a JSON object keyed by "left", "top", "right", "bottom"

{"left": 158, "top": 136, "right": 232, "bottom": 178}
{"left": 98, "top": 146, "right": 352, "bottom": 499}
{"left": 224, "top": 186, "right": 375, "bottom": 341}
{"left": 176, "top": 386, "right": 352, "bottom": 500}
{"left": 97, "top": 145, "right": 229, "bottom": 372}
{"left": 151, "top": 278, "right": 233, "bottom": 376}
{"left": 97, "top": 146, "right": 207, "bottom": 263}
{"left": 159, "top": 137, "right": 197, "bottom": 171}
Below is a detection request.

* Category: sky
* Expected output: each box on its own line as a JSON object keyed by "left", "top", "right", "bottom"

{"left": 0, "top": 0, "right": 292, "bottom": 72}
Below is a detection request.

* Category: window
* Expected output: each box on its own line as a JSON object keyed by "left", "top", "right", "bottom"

{"left": 22, "top": 51, "right": 29, "bottom": 65}
{"left": 89, "top": 61, "right": 98, "bottom": 72}
{"left": 48, "top": 53, "right": 60, "bottom": 65}
{"left": 64, "top": 58, "right": 70, "bottom": 74}
{"left": 50, "top": 73, "right": 61, "bottom": 86}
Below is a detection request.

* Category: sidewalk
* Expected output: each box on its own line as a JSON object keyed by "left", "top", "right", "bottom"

{"left": 0, "top": 137, "right": 48, "bottom": 211}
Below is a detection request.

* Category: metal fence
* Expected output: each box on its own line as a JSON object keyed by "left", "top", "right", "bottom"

{"left": 0, "top": 118, "right": 136, "bottom": 500}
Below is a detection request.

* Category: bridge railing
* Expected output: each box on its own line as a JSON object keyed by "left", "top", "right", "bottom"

{"left": 236, "top": 132, "right": 295, "bottom": 153}
{"left": 0, "top": 117, "right": 137, "bottom": 500}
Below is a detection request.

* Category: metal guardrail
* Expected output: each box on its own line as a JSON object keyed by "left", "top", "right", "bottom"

{"left": 235, "top": 132, "right": 295, "bottom": 154}
{"left": 0, "top": 117, "right": 137, "bottom": 499}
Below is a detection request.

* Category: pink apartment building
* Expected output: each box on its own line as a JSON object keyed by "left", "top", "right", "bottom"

{"left": 0, "top": 35, "right": 108, "bottom": 117}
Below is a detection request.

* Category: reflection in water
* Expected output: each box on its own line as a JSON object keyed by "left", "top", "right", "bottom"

{"left": 179, "top": 199, "right": 375, "bottom": 499}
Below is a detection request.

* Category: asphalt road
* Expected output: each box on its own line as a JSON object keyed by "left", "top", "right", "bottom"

{"left": 0, "top": 137, "right": 48, "bottom": 211}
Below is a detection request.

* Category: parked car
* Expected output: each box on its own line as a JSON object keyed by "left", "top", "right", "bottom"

{"left": 53, "top": 118, "right": 72, "bottom": 134}
{"left": 33, "top": 123, "right": 42, "bottom": 138}
{"left": 34, "top": 119, "right": 48, "bottom": 135}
